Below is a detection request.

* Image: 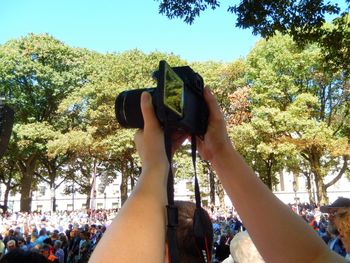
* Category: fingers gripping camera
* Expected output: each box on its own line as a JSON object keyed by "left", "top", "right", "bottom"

{"left": 115, "top": 60, "right": 208, "bottom": 136}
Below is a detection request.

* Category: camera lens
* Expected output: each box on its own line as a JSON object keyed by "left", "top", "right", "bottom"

{"left": 115, "top": 88, "right": 154, "bottom": 129}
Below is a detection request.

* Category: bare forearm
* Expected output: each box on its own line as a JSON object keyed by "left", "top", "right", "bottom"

{"left": 90, "top": 169, "right": 168, "bottom": 263}
{"left": 211, "top": 144, "right": 346, "bottom": 263}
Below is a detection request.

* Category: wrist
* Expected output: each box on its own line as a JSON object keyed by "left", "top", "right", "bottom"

{"left": 210, "top": 141, "right": 235, "bottom": 169}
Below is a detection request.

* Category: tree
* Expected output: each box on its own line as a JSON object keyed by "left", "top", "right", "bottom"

{"left": 55, "top": 49, "right": 188, "bottom": 205}
{"left": 240, "top": 34, "right": 349, "bottom": 204}
{"left": 0, "top": 33, "right": 91, "bottom": 211}
{"left": 157, "top": 0, "right": 350, "bottom": 73}
{"left": 0, "top": 151, "right": 20, "bottom": 212}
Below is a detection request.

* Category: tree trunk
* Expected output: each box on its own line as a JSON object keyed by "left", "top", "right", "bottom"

{"left": 3, "top": 187, "right": 10, "bottom": 212}
{"left": 120, "top": 173, "right": 128, "bottom": 206}
{"left": 309, "top": 155, "right": 328, "bottom": 205}
{"left": 86, "top": 194, "right": 91, "bottom": 209}
{"left": 215, "top": 181, "right": 226, "bottom": 212}
{"left": 17, "top": 155, "right": 37, "bottom": 212}
{"left": 50, "top": 186, "right": 56, "bottom": 212}
{"left": 304, "top": 173, "right": 315, "bottom": 204}
{"left": 316, "top": 178, "right": 328, "bottom": 205}
{"left": 209, "top": 168, "right": 216, "bottom": 207}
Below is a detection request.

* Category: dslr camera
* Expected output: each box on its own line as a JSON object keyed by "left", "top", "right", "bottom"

{"left": 115, "top": 60, "right": 208, "bottom": 136}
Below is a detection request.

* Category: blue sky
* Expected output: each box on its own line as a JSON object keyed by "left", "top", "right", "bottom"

{"left": 1, "top": 0, "right": 261, "bottom": 62}
{"left": 1, "top": 1, "right": 347, "bottom": 62}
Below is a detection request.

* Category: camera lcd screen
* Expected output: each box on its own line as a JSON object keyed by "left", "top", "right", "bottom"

{"left": 163, "top": 66, "right": 184, "bottom": 117}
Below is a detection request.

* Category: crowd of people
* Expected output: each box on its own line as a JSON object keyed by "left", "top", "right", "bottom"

{"left": 0, "top": 209, "right": 116, "bottom": 262}
{"left": 0, "top": 88, "right": 349, "bottom": 262}
{"left": 0, "top": 197, "right": 348, "bottom": 263}
{"left": 210, "top": 199, "right": 350, "bottom": 262}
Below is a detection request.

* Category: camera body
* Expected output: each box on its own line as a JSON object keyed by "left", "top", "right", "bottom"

{"left": 115, "top": 60, "right": 208, "bottom": 136}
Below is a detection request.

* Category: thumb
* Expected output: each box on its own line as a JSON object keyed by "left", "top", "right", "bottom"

{"left": 141, "top": 92, "right": 161, "bottom": 130}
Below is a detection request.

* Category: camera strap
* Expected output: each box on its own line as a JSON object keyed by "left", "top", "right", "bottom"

{"left": 191, "top": 135, "right": 211, "bottom": 263}
{"left": 164, "top": 131, "right": 210, "bottom": 263}
{"left": 164, "top": 129, "right": 180, "bottom": 263}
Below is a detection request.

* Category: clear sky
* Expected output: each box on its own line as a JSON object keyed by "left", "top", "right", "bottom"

{"left": 1, "top": 1, "right": 347, "bottom": 63}
{"left": 1, "top": 0, "right": 261, "bottom": 62}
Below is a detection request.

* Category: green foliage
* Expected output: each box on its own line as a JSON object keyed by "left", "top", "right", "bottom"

{"left": 157, "top": 0, "right": 220, "bottom": 24}
{"left": 232, "top": 33, "right": 349, "bottom": 201}
{"left": 157, "top": 0, "right": 350, "bottom": 74}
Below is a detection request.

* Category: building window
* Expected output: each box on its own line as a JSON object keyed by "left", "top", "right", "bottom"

{"left": 39, "top": 186, "right": 46, "bottom": 196}
{"left": 81, "top": 203, "right": 87, "bottom": 209}
{"left": 97, "top": 203, "right": 103, "bottom": 209}
{"left": 112, "top": 184, "right": 119, "bottom": 195}
{"left": 112, "top": 202, "right": 119, "bottom": 209}
{"left": 37, "top": 205, "right": 43, "bottom": 211}
{"left": 67, "top": 204, "right": 73, "bottom": 211}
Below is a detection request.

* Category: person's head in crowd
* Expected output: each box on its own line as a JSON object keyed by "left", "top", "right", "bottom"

{"left": 39, "top": 244, "right": 51, "bottom": 259}
{"left": 53, "top": 240, "right": 62, "bottom": 251}
{"left": 80, "top": 231, "right": 90, "bottom": 241}
{"left": 334, "top": 207, "right": 350, "bottom": 254}
{"left": 90, "top": 225, "right": 97, "bottom": 235}
{"left": 6, "top": 240, "right": 16, "bottom": 252}
{"left": 50, "top": 232, "right": 59, "bottom": 242}
{"left": 222, "top": 231, "right": 265, "bottom": 263}
{"left": 17, "top": 238, "right": 26, "bottom": 248}
{"left": 58, "top": 233, "right": 68, "bottom": 245}
{"left": 320, "top": 197, "right": 350, "bottom": 223}
{"left": 172, "top": 200, "right": 213, "bottom": 263}
{"left": 69, "top": 228, "right": 78, "bottom": 239}
{"left": 7, "top": 229, "right": 15, "bottom": 238}
{"left": 0, "top": 249, "right": 49, "bottom": 263}
{"left": 39, "top": 228, "right": 47, "bottom": 237}
{"left": 43, "top": 237, "right": 53, "bottom": 246}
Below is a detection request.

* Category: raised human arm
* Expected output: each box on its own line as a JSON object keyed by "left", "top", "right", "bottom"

{"left": 90, "top": 92, "right": 169, "bottom": 263}
{"left": 197, "top": 88, "right": 347, "bottom": 263}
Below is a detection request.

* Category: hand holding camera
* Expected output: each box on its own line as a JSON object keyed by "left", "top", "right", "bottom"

{"left": 115, "top": 60, "right": 208, "bottom": 137}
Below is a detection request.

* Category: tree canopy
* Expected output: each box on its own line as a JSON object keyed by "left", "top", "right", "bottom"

{"left": 156, "top": 0, "right": 350, "bottom": 73}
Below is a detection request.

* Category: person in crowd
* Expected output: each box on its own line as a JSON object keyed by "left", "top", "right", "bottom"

{"left": 40, "top": 244, "right": 59, "bottom": 263}
{"left": 222, "top": 231, "right": 265, "bottom": 263}
{"left": 67, "top": 228, "right": 80, "bottom": 263}
{"left": 17, "top": 238, "right": 28, "bottom": 251}
{"left": 53, "top": 240, "right": 64, "bottom": 263}
{"left": 0, "top": 249, "right": 50, "bottom": 263}
{"left": 58, "top": 233, "right": 69, "bottom": 263}
{"left": 0, "top": 235, "right": 5, "bottom": 258}
{"left": 320, "top": 197, "right": 350, "bottom": 257}
{"left": 174, "top": 200, "right": 213, "bottom": 263}
{"left": 35, "top": 228, "right": 48, "bottom": 247}
{"left": 78, "top": 231, "right": 91, "bottom": 263}
{"left": 65, "top": 224, "right": 73, "bottom": 243}
{"left": 214, "top": 235, "right": 230, "bottom": 262}
{"left": 5, "top": 240, "right": 16, "bottom": 254}
{"left": 3, "top": 230, "right": 16, "bottom": 247}
{"left": 334, "top": 207, "right": 350, "bottom": 260}
{"left": 89, "top": 89, "right": 348, "bottom": 262}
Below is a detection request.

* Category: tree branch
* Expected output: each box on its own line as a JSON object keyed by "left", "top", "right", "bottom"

{"left": 325, "top": 156, "right": 348, "bottom": 189}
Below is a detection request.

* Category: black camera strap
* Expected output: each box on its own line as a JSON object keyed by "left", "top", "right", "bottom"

{"left": 164, "top": 129, "right": 180, "bottom": 263}
{"left": 164, "top": 130, "right": 210, "bottom": 263}
{"left": 191, "top": 134, "right": 211, "bottom": 263}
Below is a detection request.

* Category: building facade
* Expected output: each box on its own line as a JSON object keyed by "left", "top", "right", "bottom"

{"left": 1, "top": 170, "right": 350, "bottom": 212}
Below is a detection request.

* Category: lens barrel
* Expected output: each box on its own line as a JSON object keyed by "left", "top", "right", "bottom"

{"left": 115, "top": 88, "right": 154, "bottom": 129}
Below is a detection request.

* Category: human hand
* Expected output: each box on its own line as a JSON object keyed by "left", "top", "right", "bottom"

{"left": 134, "top": 92, "right": 168, "bottom": 172}
{"left": 196, "top": 87, "right": 232, "bottom": 162}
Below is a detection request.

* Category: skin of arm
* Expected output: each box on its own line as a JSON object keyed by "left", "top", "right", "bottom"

{"left": 90, "top": 92, "right": 182, "bottom": 263}
{"left": 196, "top": 87, "right": 347, "bottom": 263}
